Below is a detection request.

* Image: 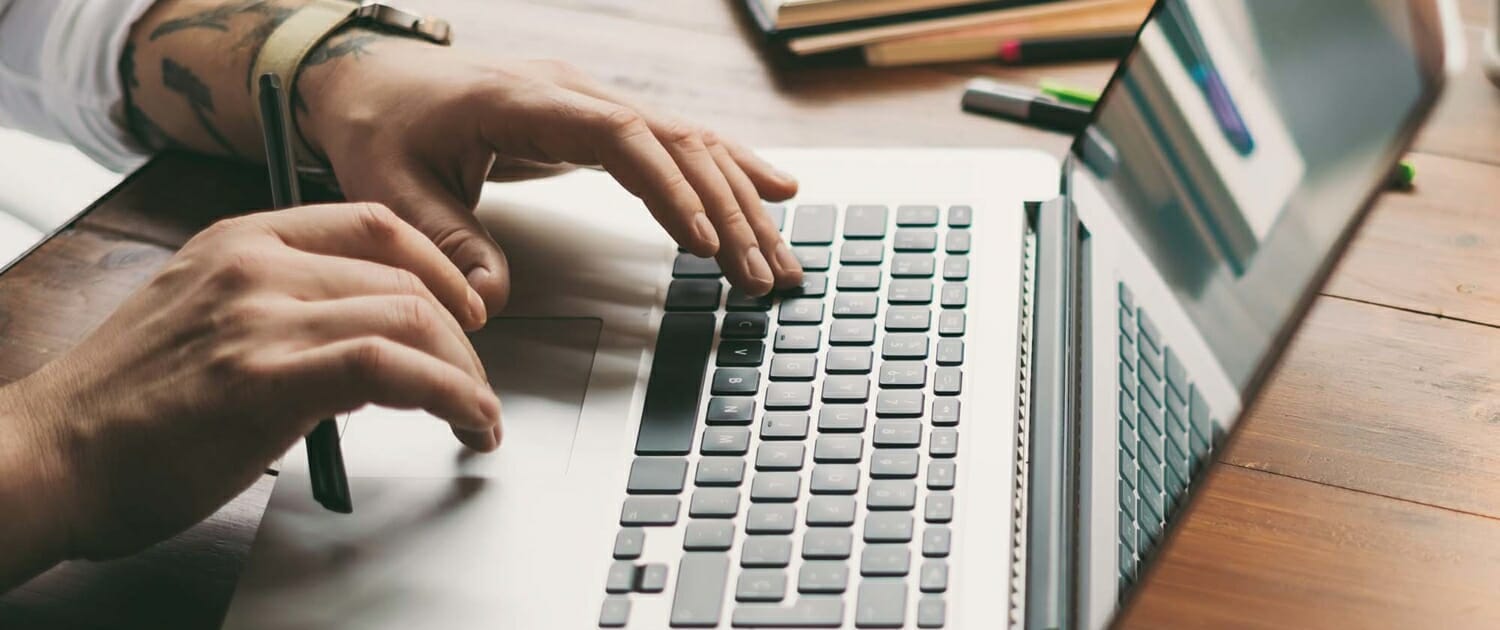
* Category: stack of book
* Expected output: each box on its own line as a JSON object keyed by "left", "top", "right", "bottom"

{"left": 744, "top": 0, "right": 1152, "bottom": 66}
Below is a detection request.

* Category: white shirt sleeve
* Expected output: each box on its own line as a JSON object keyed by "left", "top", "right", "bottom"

{"left": 0, "top": 0, "right": 162, "bottom": 172}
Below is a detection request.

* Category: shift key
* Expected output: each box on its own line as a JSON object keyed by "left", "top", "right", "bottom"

{"left": 670, "top": 552, "right": 730, "bottom": 627}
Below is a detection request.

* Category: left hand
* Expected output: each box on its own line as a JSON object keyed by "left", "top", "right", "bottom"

{"left": 297, "top": 37, "right": 805, "bottom": 314}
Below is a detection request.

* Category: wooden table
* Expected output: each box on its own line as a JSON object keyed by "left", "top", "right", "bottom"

{"left": 2, "top": 2, "right": 1497, "bottom": 628}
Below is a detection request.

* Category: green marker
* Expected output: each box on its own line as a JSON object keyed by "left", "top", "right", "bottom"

{"left": 1035, "top": 78, "right": 1416, "bottom": 188}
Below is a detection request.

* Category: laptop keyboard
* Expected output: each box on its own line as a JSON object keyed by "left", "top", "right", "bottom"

{"left": 1114, "top": 281, "right": 1217, "bottom": 592}
{"left": 602, "top": 204, "right": 973, "bottom": 628}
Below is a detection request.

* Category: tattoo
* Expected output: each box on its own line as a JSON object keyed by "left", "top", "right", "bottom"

{"left": 303, "top": 33, "right": 378, "bottom": 68}
{"left": 149, "top": 0, "right": 282, "bottom": 40}
{"left": 119, "top": 43, "right": 174, "bottom": 150}
{"left": 238, "top": 4, "right": 298, "bottom": 90}
{"left": 161, "top": 58, "right": 239, "bottom": 156}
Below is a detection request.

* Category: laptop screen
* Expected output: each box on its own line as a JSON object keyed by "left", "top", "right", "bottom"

{"left": 1071, "top": 0, "right": 1444, "bottom": 390}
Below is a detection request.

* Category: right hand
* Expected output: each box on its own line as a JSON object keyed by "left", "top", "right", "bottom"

{"left": 0, "top": 202, "right": 499, "bottom": 561}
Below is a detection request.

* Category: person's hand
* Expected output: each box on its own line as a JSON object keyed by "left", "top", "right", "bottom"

{"left": 0, "top": 203, "right": 500, "bottom": 561}
{"left": 296, "top": 37, "right": 805, "bottom": 314}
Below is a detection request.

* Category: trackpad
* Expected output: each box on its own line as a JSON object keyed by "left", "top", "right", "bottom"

{"left": 340, "top": 317, "right": 603, "bottom": 478}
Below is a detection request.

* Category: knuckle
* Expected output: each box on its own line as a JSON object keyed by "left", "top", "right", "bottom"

{"left": 598, "top": 105, "right": 648, "bottom": 139}
{"left": 390, "top": 267, "right": 426, "bottom": 297}
{"left": 346, "top": 337, "right": 390, "bottom": 383}
{"left": 389, "top": 295, "right": 439, "bottom": 337}
{"left": 657, "top": 120, "right": 702, "bottom": 148}
{"left": 354, "top": 202, "right": 403, "bottom": 243}
{"left": 211, "top": 248, "right": 271, "bottom": 290}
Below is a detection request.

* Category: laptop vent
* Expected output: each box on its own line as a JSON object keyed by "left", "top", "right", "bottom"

{"left": 1008, "top": 228, "right": 1038, "bottom": 629}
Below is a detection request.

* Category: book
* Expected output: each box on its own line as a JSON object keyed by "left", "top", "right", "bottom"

{"left": 785, "top": 0, "right": 1132, "bottom": 55}
{"left": 747, "top": 0, "right": 1029, "bottom": 34}
{"left": 862, "top": 0, "right": 1151, "bottom": 65}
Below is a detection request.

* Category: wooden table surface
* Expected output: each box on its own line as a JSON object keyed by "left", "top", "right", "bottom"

{"left": 1, "top": 2, "right": 1497, "bottom": 628}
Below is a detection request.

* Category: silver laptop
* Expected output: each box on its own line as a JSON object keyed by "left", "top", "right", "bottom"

{"left": 223, "top": 1, "right": 1460, "bottom": 628}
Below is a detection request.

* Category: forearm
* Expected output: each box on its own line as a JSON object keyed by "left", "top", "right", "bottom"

{"left": 0, "top": 382, "right": 73, "bottom": 591}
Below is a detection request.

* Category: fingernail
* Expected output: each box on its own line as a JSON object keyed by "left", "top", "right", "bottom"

{"left": 491, "top": 424, "right": 503, "bottom": 448}
{"left": 774, "top": 241, "right": 802, "bottom": 274}
{"left": 465, "top": 285, "right": 487, "bottom": 327}
{"left": 773, "top": 167, "right": 797, "bottom": 184}
{"left": 693, "top": 214, "right": 720, "bottom": 252}
{"left": 476, "top": 384, "right": 500, "bottom": 424}
{"left": 744, "top": 246, "right": 774, "bottom": 287}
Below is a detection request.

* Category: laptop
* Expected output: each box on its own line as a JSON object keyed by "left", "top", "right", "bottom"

{"left": 223, "top": 1, "right": 1461, "bottom": 628}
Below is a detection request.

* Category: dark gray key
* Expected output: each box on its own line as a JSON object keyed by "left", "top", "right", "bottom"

{"left": 802, "top": 529, "right": 854, "bottom": 560}
{"left": 793, "top": 247, "right": 831, "bottom": 271}
{"left": 930, "top": 429, "right": 958, "bottom": 458}
{"left": 830, "top": 319, "right": 877, "bottom": 346}
{"left": 923, "top": 526, "right": 952, "bottom": 557}
{"left": 919, "top": 560, "right": 948, "bottom": 593}
{"left": 689, "top": 487, "right": 741, "bottom": 518}
{"left": 840, "top": 240, "right": 885, "bottom": 265}
{"left": 674, "top": 253, "right": 722, "bottom": 278}
{"left": 696, "top": 457, "right": 746, "bottom": 486}
{"left": 773, "top": 328, "right": 821, "bottom": 353}
{"left": 628, "top": 457, "right": 688, "bottom": 494}
{"left": 868, "top": 480, "right": 917, "bottom": 510}
{"left": 684, "top": 520, "right": 736, "bottom": 551}
{"left": 821, "top": 375, "right": 870, "bottom": 403}
{"left": 756, "top": 442, "right": 806, "bottom": 471}
{"left": 878, "top": 361, "right": 927, "bottom": 388}
{"left": 864, "top": 512, "right": 914, "bottom": 542}
{"left": 712, "top": 367, "right": 761, "bottom": 396}
{"left": 881, "top": 334, "right": 929, "bottom": 360}
{"left": 779, "top": 298, "right": 825, "bottom": 325}
{"left": 811, "top": 464, "right": 861, "bottom": 494}
{"left": 761, "top": 412, "right": 809, "bottom": 440}
{"left": 670, "top": 552, "right": 730, "bottom": 627}
{"left": 806, "top": 495, "right": 857, "bottom": 526}
{"left": 827, "top": 348, "right": 875, "bottom": 373}
{"left": 890, "top": 253, "right": 935, "bottom": 278}
{"left": 615, "top": 528, "right": 645, "bottom": 559}
{"left": 947, "top": 205, "right": 973, "bottom": 227}
{"left": 621, "top": 496, "right": 680, "bottom": 526}
{"left": 871, "top": 450, "right": 919, "bottom": 478}
{"left": 741, "top": 536, "right": 793, "bottom": 567}
{"left": 917, "top": 596, "right": 945, "bottom": 628}
{"left": 726, "top": 287, "right": 772, "bottom": 311}
{"left": 707, "top": 397, "right": 756, "bottom": 425}
{"left": 833, "top": 293, "right": 880, "bottom": 319}
{"left": 945, "top": 230, "right": 971, "bottom": 254}
{"left": 942, "top": 256, "right": 969, "bottom": 281}
{"left": 737, "top": 569, "right": 786, "bottom": 602}
{"left": 885, "top": 306, "right": 931, "bottom": 332}
{"left": 937, "top": 311, "right": 965, "bottom": 337}
{"left": 889, "top": 279, "right": 933, "bottom": 304}
{"left": 936, "top": 339, "right": 964, "bottom": 366}
{"left": 876, "top": 392, "right": 925, "bottom": 419}
{"left": 791, "top": 205, "right": 837, "bottom": 245}
{"left": 751, "top": 472, "right": 802, "bottom": 502}
{"left": 600, "top": 595, "right": 631, "bottom": 627}
{"left": 939, "top": 283, "right": 967, "bottom": 309}
{"left": 769, "top": 355, "right": 818, "bottom": 381}
{"left": 844, "top": 205, "right": 889, "bottom": 239}
{"left": 717, "top": 341, "right": 765, "bottom": 367}
{"left": 931, "top": 398, "right": 960, "bottom": 426}
{"left": 636, "top": 313, "right": 715, "bottom": 455}
{"left": 837, "top": 267, "right": 882, "bottom": 291}
{"left": 860, "top": 547, "right": 911, "bottom": 577}
{"left": 607, "top": 560, "right": 635, "bottom": 593}
{"left": 813, "top": 435, "right": 864, "bottom": 463}
{"left": 765, "top": 203, "right": 787, "bottom": 230}
{"left": 925, "top": 493, "right": 954, "bottom": 523}
{"left": 933, "top": 367, "right": 962, "bottom": 396}
{"left": 746, "top": 504, "right": 797, "bottom": 534}
{"left": 732, "top": 598, "right": 844, "bottom": 627}
{"left": 896, "top": 204, "right": 940, "bottom": 226}
{"left": 723, "top": 312, "right": 769, "bottom": 339}
{"left": 894, "top": 229, "right": 938, "bottom": 252}
{"left": 799, "top": 560, "right": 850, "bottom": 592}
{"left": 640, "top": 563, "right": 669, "bottom": 592}
{"left": 666, "top": 279, "right": 723, "bottom": 311}
{"left": 765, "top": 382, "right": 815, "bottom": 410}
{"left": 789, "top": 273, "right": 828, "bottom": 298}
{"left": 927, "top": 461, "right": 956, "bottom": 490}
{"left": 701, "top": 427, "right": 751, "bottom": 455}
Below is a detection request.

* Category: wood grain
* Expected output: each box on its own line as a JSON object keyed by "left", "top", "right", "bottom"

{"left": 1412, "top": 27, "right": 1500, "bottom": 166}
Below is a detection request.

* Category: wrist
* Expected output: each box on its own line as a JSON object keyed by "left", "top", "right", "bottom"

{"left": 293, "top": 29, "right": 410, "bottom": 164}
{"left": 0, "top": 377, "right": 78, "bottom": 587}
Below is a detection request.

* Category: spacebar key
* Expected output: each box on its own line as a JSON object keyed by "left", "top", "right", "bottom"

{"left": 670, "top": 552, "right": 730, "bottom": 627}
{"left": 636, "top": 313, "right": 716, "bottom": 455}
{"left": 733, "top": 598, "right": 844, "bottom": 627}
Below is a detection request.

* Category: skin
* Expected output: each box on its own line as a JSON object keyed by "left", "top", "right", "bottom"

{"left": 0, "top": 0, "right": 804, "bottom": 588}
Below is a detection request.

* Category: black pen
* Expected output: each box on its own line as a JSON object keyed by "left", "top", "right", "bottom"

{"left": 257, "top": 73, "right": 353, "bottom": 514}
{"left": 961, "top": 78, "right": 1092, "bottom": 134}
{"left": 997, "top": 33, "right": 1137, "bottom": 65}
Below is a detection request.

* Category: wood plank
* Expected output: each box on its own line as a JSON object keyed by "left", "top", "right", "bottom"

{"left": 1224, "top": 296, "right": 1500, "bottom": 518}
{"left": 1121, "top": 465, "right": 1500, "bottom": 629}
{"left": 1326, "top": 153, "right": 1500, "bottom": 327}
{"left": 1411, "top": 27, "right": 1500, "bottom": 166}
